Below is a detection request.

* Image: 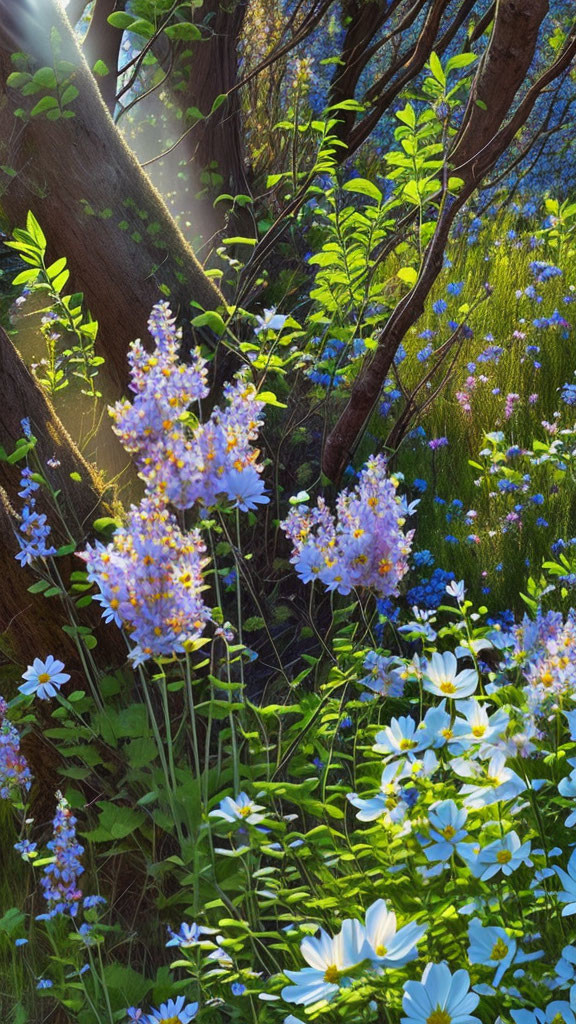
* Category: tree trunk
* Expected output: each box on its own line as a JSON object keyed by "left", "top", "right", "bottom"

{"left": 0, "top": 0, "right": 224, "bottom": 392}
{"left": 82, "top": 0, "right": 124, "bottom": 115}
{"left": 0, "top": 323, "right": 126, "bottom": 670}
{"left": 322, "top": 0, "right": 553, "bottom": 481}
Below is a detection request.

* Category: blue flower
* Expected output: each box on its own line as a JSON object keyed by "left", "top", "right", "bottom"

{"left": 19, "top": 656, "right": 70, "bottom": 701}
{"left": 145, "top": 997, "right": 198, "bottom": 1024}
{"left": 447, "top": 281, "right": 464, "bottom": 295}
{"left": 432, "top": 299, "right": 447, "bottom": 314}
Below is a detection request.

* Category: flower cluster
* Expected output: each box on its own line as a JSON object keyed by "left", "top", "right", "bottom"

{"left": 0, "top": 696, "right": 32, "bottom": 800}
{"left": 38, "top": 793, "right": 84, "bottom": 919}
{"left": 14, "top": 467, "right": 57, "bottom": 566}
{"left": 281, "top": 898, "right": 426, "bottom": 1005}
{"left": 82, "top": 498, "right": 210, "bottom": 665}
{"left": 110, "top": 303, "right": 268, "bottom": 512}
{"left": 281, "top": 454, "right": 414, "bottom": 597}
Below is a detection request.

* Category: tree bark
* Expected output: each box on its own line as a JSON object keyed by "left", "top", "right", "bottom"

{"left": 0, "top": 324, "right": 125, "bottom": 669}
{"left": 0, "top": 0, "right": 224, "bottom": 392}
{"left": 322, "top": 0, "right": 555, "bottom": 481}
{"left": 82, "top": 0, "right": 124, "bottom": 115}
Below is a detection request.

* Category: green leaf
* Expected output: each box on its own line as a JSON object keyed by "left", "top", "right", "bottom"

{"left": 93, "top": 60, "right": 109, "bottom": 76}
{"left": 258, "top": 390, "right": 287, "bottom": 408}
{"left": 210, "top": 93, "right": 227, "bottom": 115}
{"left": 107, "top": 11, "right": 137, "bottom": 29}
{"left": 26, "top": 211, "right": 46, "bottom": 249}
{"left": 191, "top": 311, "right": 227, "bottom": 335}
{"left": 30, "top": 95, "right": 59, "bottom": 117}
{"left": 428, "top": 51, "right": 446, "bottom": 86}
{"left": 60, "top": 84, "right": 79, "bottom": 106}
{"left": 6, "top": 72, "right": 32, "bottom": 89}
{"left": 32, "top": 66, "right": 57, "bottom": 89}
{"left": 397, "top": 266, "right": 418, "bottom": 286}
{"left": 128, "top": 18, "right": 156, "bottom": 37}
{"left": 164, "top": 22, "right": 202, "bottom": 40}
{"left": 93, "top": 516, "right": 120, "bottom": 533}
{"left": 86, "top": 802, "right": 146, "bottom": 842}
{"left": 446, "top": 53, "right": 477, "bottom": 73}
{"left": 12, "top": 268, "right": 39, "bottom": 285}
{"left": 342, "top": 178, "right": 382, "bottom": 202}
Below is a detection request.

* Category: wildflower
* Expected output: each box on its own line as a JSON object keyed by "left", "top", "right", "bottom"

{"left": 433, "top": 299, "right": 448, "bottom": 314}
{"left": 401, "top": 962, "right": 480, "bottom": 1024}
{"left": 359, "top": 651, "right": 406, "bottom": 698}
{"left": 453, "top": 752, "right": 526, "bottom": 808}
{"left": 110, "top": 304, "right": 268, "bottom": 512}
{"left": 555, "top": 850, "right": 576, "bottom": 915}
{"left": 474, "top": 831, "right": 533, "bottom": 881}
{"left": 422, "top": 652, "right": 478, "bottom": 699}
{"left": 37, "top": 979, "right": 53, "bottom": 990}
{"left": 14, "top": 839, "right": 37, "bottom": 860}
{"left": 83, "top": 498, "right": 210, "bottom": 665}
{"left": 281, "top": 919, "right": 370, "bottom": 1005}
{"left": 145, "top": 996, "right": 198, "bottom": 1023}
{"left": 348, "top": 761, "right": 409, "bottom": 824}
{"left": 83, "top": 895, "right": 106, "bottom": 909}
{"left": 467, "top": 918, "right": 541, "bottom": 986}
{"left": 166, "top": 922, "right": 217, "bottom": 948}
{"left": 37, "top": 793, "right": 84, "bottom": 919}
{"left": 424, "top": 800, "right": 468, "bottom": 863}
{"left": 428, "top": 437, "right": 448, "bottom": 450}
{"left": 19, "top": 656, "right": 70, "bottom": 700}
{"left": 363, "top": 899, "right": 426, "bottom": 968}
{"left": 281, "top": 455, "right": 414, "bottom": 599}
{"left": 467, "top": 918, "right": 517, "bottom": 985}
{"left": 511, "top": 1004, "right": 576, "bottom": 1024}
{"left": 447, "top": 281, "right": 464, "bottom": 296}
{"left": 373, "top": 716, "right": 432, "bottom": 758}
{"left": 0, "top": 697, "right": 32, "bottom": 799}
{"left": 254, "top": 308, "right": 287, "bottom": 334}
{"left": 209, "top": 792, "right": 266, "bottom": 825}
{"left": 15, "top": 498, "right": 57, "bottom": 566}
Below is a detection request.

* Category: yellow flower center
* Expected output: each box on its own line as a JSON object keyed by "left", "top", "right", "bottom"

{"left": 441, "top": 728, "right": 453, "bottom": 739}
{"left": 375, "top": 944, "right": 387, "bottom": 956}
{"left": 441, "top": 825, "right": 456, "bottom": 839}
{"left": 238, "top": 805, "right": 252, "bottom": 817}
{"left": 439, "top": 681, "right": 456, "bottom": 694}
{"left": 427, "top": 1010, "right": 452, "bottom": 1024}
{"left": 490, "top": 938, "right": 509, "bottom": 960}
{"left": 323, "top": 965, "right": 340, "bottom": 984}
{"left": 400, "top": 738, "right": 417, "bottom": 750}
{"left": 471, "top": 725, "right": 486, "bottom": 737}
{"left": 38, "top": 674, "right": 51, "bottom": 685}
{"left": 497, "top": 850, "right": 512, "bottom": 864}
{"left": 550, "top": 1015, "right": 565, "bottom": 1024}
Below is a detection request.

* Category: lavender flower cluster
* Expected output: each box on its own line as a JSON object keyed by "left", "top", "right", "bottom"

{"left": 110, "top": 303, "right": 269, "bottom": 513}
{"left": 0, "top": 696, "right": 32, "bottom": 800}
{"left": 281, "top": 454, "right": 414, "bottom": 597}
{"left": 82, "top": 498, "right": 210, "bottom": 665}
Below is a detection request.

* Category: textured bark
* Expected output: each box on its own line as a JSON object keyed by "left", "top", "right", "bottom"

{"left": 82, "top": 0, "right": 124, "bottom": 115}
{"left": 0, "top": 0, "right": 224, "bottom": 392}
{"left": 0, "top": 324, "right": 125, "bottom": 669}
{"left": 322, "top": 0, "right": 554, "bottom": 481}
{"left": 328, "top": 0, "right": 401, "bottom": 143}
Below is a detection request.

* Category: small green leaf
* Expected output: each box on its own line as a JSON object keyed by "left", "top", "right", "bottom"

{"left": 93, "top": 60, "right": 109, "bottom": 76}
{"left": 342, "top": 178, "right": 382, "bottom": 202}
{"left": 30, "top": 95, "right": 59, "bottom": 117}
{"left": 164, "top": 22, "right": 202, "bottom": 40}
{"left": 191, "top": 311, "right": 227, "bottom": 335}
{"left": 107, "top": 12, "right": 136, "bottom": 29}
